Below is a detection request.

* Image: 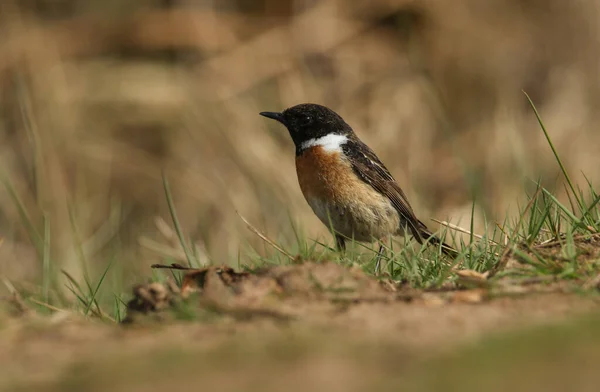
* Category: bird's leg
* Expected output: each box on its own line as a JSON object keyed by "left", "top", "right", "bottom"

{"left": 335, "top": 234, "right": 346, "bottom": 254}
{"left": 374, "top": 242, "right": 385, "bottom": 275}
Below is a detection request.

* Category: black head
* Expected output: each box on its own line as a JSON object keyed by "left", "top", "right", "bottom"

{"left": 260, "top": 103, "right": 353, "bottom": 148}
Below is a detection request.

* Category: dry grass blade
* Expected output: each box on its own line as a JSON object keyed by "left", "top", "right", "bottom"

{"left": 138, "top": 237, "right": 188, "bottom": 262}
{"left": 28, "top": 298, "right": 68, "bottom": 313}
{"left": 432, "top": 219, "right": 499, "bottom": 245}
{"left": 141, "top": 217, "right": 209, "bottom": 264}
{"left": 1, "top": 276, "right": 17, "bottom": 294}
{"left": 2, "top": 278, "right": 30, "bottom": 316}
{"left": 534, "top": 233, "right": 600, "bottom": 249}
{"left": 154, "top": 216, "right": 177, "bottom": 244}
{"left": 236, "top": 211, "right": 295, "bottom": 261}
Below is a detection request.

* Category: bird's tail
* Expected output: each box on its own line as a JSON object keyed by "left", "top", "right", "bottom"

{"left": 414, "top": 221, "right": 458, "bottom": 258}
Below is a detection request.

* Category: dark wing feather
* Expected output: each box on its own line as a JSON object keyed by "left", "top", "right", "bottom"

{"left": 342, "top": 138, "right": 458, "bottom": 257}
{"left": 341, "top": 138, "right": 424, "bottom": 240}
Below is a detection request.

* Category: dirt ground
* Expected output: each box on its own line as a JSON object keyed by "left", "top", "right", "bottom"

{"left": 2, "top": 261, "right": 600, "bottom": 391}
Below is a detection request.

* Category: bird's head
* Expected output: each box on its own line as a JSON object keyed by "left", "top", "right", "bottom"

{"left": 260, "top": 103, "right": 353, "bottom": 151}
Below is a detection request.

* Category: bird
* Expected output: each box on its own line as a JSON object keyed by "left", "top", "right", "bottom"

{"left": 259, "top": 103, "right": 457, "bottom": 267}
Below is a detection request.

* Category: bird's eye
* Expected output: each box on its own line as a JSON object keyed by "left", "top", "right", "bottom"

{"left": 298, "top": 115, "right": 313, "bottom": 127}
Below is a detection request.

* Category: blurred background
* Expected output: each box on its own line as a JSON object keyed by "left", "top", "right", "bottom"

{"left": 1, "top": 0, "right": 600, "bottom": 291}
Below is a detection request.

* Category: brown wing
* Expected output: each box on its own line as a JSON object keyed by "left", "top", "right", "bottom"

{"left": 342, "top": 138, "right": 458, "bottom": 257}
{"left": 341, "top": 138, "right": 425, "bottom": 240}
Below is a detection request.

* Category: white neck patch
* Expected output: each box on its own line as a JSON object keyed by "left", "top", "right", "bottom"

{"left": 300, "top": 134, "right": 348, "bottom": 152}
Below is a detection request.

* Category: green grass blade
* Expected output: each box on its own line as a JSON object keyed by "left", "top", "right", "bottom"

{"left": 529, "top": 206, "right": 550, "bottom": 245}
{"left": 113, "top": 295, "right": 122, "bottom": 323}
{"left": 541, "top": 188, "right": 594, "bottom": 233}
{"left": 61, "top": 269, "right": 85, "bottom": 299}
{"left": 83, "top": 259, "right": 114, "bottom": 317}
{"left": 61, "top": 269, "right": 101, "bottom": 316}
{"left": 523, "top": 91, "right": 583, "bottom": 213}
{"left": 526, "top": 188, "right": 540, "bottom": 240}
{"left": 66, "top": 203, "right": 95, "bottom": 296}
{"left": 563, "top": 183, "right": 578, "bottom": 217}
{"left": 580, "top": 194, "right": 600, "bottom": 228}
{"left": 42, "top": 216, "right": 51, "bottom": 303}
{"left": 63, "top": 283, "right": 89, "bottom": 309}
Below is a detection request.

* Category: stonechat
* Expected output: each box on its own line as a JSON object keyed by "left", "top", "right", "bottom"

{"left": 260, "top": 103, "right": 457, "bottom": 262}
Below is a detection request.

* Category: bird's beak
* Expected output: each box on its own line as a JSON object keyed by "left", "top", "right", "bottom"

{"left": 259, "top": 111, "right": 286, "bottom": 125}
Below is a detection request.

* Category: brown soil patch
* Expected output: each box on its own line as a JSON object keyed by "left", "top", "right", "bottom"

{"left": 123, "top": 260, "right": 600, "bottom": 348}
{"left": 2, "top": 260, "right": 600, "bottom": 391}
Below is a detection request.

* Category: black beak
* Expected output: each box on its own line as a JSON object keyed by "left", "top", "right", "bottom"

{"left": 259, "top": 111, "right": 286, "bottom": 125}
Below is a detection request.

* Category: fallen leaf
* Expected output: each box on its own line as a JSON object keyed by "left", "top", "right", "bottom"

{"left": 450, "top": 289, "right": 487, "bottom": 304}
{"left": 454, "top": 269, "right": 490, "bottom": 287}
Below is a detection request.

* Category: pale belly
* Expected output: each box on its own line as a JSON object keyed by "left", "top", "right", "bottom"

{"left": 306, "top": 196, "right": 401, "bottom": 242}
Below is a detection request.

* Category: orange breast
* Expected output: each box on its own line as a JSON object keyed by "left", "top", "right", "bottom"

{"left": 295, "top": 146, "right": 363, "bottom": 203}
